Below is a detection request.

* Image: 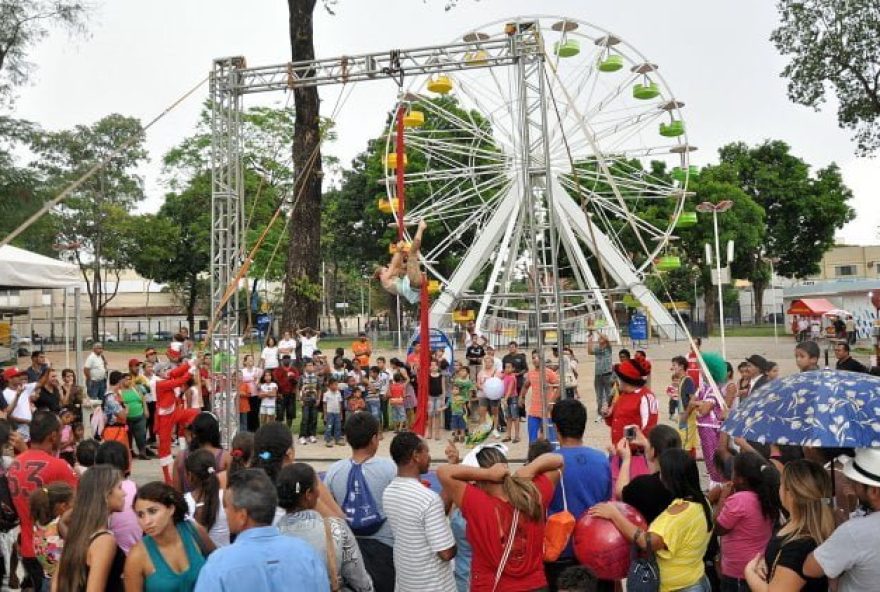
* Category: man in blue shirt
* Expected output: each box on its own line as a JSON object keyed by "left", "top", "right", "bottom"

{"left": 546, "top": 398, "right": 612, "bottom": 592}
{"left": 195, "top": 468, "right": 329, "bottom": 592}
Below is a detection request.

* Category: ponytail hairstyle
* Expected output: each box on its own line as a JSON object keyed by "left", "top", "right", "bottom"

{"left": 733, "top": 451, "right": 781, "bottom": 523}
{"left": 229, "top": 431, "right": 254, "bottom": 477}
{"left": 252, "top": 422, "right": 293, "bottom": 483}
{"left": 29, "top": 482, "right": 74, "bottom": 526}
{"left": 185, "top": 449, "right": 221, "bottom": 531}
{"left": 658, "top": 449, "right": 712, "bottom": 531}
{"left": 276, "top": 463, "right": 317, "bottom": 512}
{"left": 476, "top": 446, "right": 543, "bottom": 522}
{"left": 56, "top": 465, "right": 122, "bottom": 592}
{"left": 134, "top": 481, "right": 188, "bottom": 524}
{"left": 780, "top": 459, "right": 835, "bottom": 545}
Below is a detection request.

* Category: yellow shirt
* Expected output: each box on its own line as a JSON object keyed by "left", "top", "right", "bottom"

{"left": 649, "top": 499, "right": 711, "bottom": 592}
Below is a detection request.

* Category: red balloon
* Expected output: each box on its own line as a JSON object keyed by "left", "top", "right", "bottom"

{"left": 573, "top": 502, "right": 648, "bottom": 580}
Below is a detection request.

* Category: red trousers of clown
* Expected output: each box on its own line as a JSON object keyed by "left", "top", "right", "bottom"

{"left": 157, "top": 407, "right": 200, "bottom": 483}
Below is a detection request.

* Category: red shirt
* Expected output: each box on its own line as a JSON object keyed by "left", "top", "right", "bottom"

{"left": 8, "top": 449, "right": 78, "bottom": 557}
{"left": 272, "top": 365, "right": 299, "bottom": 395}
{"left": 605, "top": 387, "right": 658, "bottom": 444}
{"left": 461, "top": 474, "right": 553, "bottom": 592}
{"left": 686, "top": 351, "right": 701, "bottom": 389}
{"left": 156, "top": 364, "right": 191, "bottom": 412}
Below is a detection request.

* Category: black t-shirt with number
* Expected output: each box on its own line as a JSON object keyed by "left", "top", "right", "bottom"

{"left": 502, "top": 352, "right": 528, "bottom": 375}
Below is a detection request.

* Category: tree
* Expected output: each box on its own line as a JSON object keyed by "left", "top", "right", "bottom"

{"left": 31, "top": 114, "right": 147, "bottom": 341}
{"left": 718, "top": 140, "right": 855, "bottom": 315}
{"left": 771, "top": 0, "right": 880, "bottom": 154}
{"left": 0, "top": 0, "right": 90, "bottom": 105}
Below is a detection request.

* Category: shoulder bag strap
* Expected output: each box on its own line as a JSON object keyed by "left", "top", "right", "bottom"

{"left": 323, "top": 517, "right": 341, "bottom": 592}
{"left": 559, "top": 470, "right": 568, "bottom": 513}
{"left": 492, "top": 509, "right": 519, "bottom": 592}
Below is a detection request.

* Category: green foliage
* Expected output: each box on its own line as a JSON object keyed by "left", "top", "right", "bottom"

{"left": 717, "top": 140, "right": 855, "bottom": 279}
{"left": 0, "top": 0, "right": 90, "bottom": 105}
{"left": 771, "top": 0, "right": 880, "bottom": 154}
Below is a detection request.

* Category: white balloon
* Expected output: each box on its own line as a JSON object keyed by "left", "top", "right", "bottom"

{"left": 483, "top": 376, "right": 505, "bottom": 400}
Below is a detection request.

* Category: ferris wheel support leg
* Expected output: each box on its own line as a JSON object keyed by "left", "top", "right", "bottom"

{"left": 552, "top": 182, "right": 678, "bottom": 339}
{"left": 550, "top": 202, "right": 619, "bottom": 342}
{"left": 429, "top": 190, "right": 520, "bottom": 330}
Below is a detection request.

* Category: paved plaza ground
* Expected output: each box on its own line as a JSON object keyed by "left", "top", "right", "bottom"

{"left": 43, "top": 334, "right": 864, "bottom": 485}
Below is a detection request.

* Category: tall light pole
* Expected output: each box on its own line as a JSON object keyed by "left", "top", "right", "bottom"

{"left": 764, "top": 255, "right": 781, "bottom": 345}
{"left": 696, "top": 200, "right": 734, "bottom": 360}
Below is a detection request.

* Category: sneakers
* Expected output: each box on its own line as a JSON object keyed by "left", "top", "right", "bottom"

{"left": 309, "top": 436, "right": 317, "bottom": 444}
{"left": 325, "top": 442, "right": 334, "bottom": 448}
{"left": 299, "top": 437, "right": 307, "bottom": 445}
{"left": 336, "top": 439, "right": 344, "bottom": 446}
{"left": 492, "top": 429, "right": 501, "bottom": 439}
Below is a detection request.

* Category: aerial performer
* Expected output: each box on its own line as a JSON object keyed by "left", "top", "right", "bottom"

{"left": 377, "top": 219, "right": 428, "bottom": 304}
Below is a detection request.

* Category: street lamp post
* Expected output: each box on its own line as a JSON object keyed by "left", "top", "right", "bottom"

{"left": 696, "top": 200, "right": 734, "bottom": 360}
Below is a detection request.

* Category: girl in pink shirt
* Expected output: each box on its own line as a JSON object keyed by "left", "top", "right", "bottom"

{"left": 715, "top": 451, "right": 781, "bottom": 587}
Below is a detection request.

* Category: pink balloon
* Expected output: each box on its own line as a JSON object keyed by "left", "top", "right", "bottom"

{"left": 573, "top": 502, "right": 648, "bottom": 580}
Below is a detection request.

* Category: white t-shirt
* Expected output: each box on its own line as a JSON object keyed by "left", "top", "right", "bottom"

{"left": 261, "top": 346, "right": 279, "bottom": 370}
{"left": 84, "top": 352, "right": 107, "bottom": 381}
{"left": 323, "top": 390, "right": 342, "bottom": 414}
{"left": 146, "top": 375, "right": 159, "bottom": 403}
{"left": 278, "top": 338, "right": 297, "bottom": 356}
{"left": 382, "top": 477, "right": 456, "bottom": 592}
{"left": 240, "top": 367, "right": 261, "bottom": 395}
{"left": 300, "top": 335, "right": 318, "bottom": 359}
{"left": 259, "top": 382, "right": 277, "bottom": 410}
{"left": 185, "top": 491, "right": 230, "bottom": 547}
{"left": 8, "top": 383, "right": 36, "bottom": 440}
{"left": 814, "top": 509, "right": 880, "bottom": 592}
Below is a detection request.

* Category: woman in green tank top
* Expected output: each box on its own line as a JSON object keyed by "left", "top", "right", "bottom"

{"left": 123, "top": 482, "right": 215, "bottom": 592}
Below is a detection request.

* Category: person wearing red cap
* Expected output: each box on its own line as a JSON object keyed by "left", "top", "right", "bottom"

{"left": 155, "top": 361, "right": 201, "bottom": 483}
{"left": 603, "top": 358, "right": 659, "bottom": 445}
{"left": 2, "top": 367, "right": 28, "bottom": 418}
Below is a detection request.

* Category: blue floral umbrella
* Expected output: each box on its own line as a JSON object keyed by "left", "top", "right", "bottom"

{"left": 723, "top": 370, "right": 880, "bottom": 448}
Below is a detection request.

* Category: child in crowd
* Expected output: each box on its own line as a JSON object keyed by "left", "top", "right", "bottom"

{"left": 466, "top": 404, "right": 493, "bottom": 447}
{"left": 323, "top": 378, "right": 343, "bottom": 447}
{"left": 527, "top": 438, "right": 555, "bottom": 462}
{"left": 299, "top": 361, "right": 320, "bottom": 445}
{"left": 347, "top": 387, "right": 365, "bottom": 414}
{"left": 58, "top": 409, "right": 77, "bottom": 467}
{"left": 258, "top": 371, "right": 278, "bottom": 426}
{"left": 449, "top": 385, "right": 467, "bottom": 443}
{"left": 501, "top": 362, "right": 521, "bottom": 444}
{"left": 74, "top": 439, "right": 98, "bottom": 476}
{"left": 428, "top": 359, "right": 447, "bottom": 441}
{"left": 30, "top": 482, "right": 75, "bottom": 592}
{"left": 366, "top": 366, "right": 384, "bottom": 430}
{"left": 388, "top": 374, "right": 407, "bottom": 433}
{"left": 452, "top": 365, "right": 476, "bottom": 426}
{"left": 765, "top": 361, "right": 780, "bottom": 381}
{"left": 556, "top": 566, "right": 598, "bottom": 592}
{"left": 794, "top": 340, "right": 821, "bottom": 372}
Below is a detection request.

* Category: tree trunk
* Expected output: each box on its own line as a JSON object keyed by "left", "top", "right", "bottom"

{"left": 282, "top": 0, "right": 323, "bottom": 331}
{"left": 703, "top": 273, "right": 716, "bottom": 335}
{"left": 752, "top": 276, "right": 767, "bottom": 323}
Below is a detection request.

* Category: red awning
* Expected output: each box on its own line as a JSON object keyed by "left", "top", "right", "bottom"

{"left": 787, "top": 298, "right": 836, "bottom": 316}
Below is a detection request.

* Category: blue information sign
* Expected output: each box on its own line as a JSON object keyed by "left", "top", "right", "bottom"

{"left": 629, "top": 313, "right": 648, "bottom": 341}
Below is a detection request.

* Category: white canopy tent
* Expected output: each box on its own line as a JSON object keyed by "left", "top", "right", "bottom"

{"left": 0, "top": 245, "right": 81, "bottom": 289}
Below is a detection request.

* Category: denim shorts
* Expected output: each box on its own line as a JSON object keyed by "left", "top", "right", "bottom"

{"left": 507, "top": 400, "right": 520, "bottom": 419}
{"left": 429, "top": 396, "right": 444, "bottom": 415}
{"left": 391, "top": 405, "right": 406, "bottom": 423}
{"left": 451, "top": 414, "right": 466, "bottom": 430}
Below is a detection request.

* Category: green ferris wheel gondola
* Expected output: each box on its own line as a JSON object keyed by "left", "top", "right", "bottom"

{"left": 676, "top": 211, "right": 697, "bottom": 228}
{"left": 554, "top": 39, "right": 580, "bottom": 57}
{"left": 633, "top": 81, "right": 660, "bottom": 100}
{"left": 659, "top": 120, "right": 685, "bottom": 137}
{"left": 597, "top": 54, "right": 623, "bottom": 72}
{"left": 657, "top": 256, "right": 682, "bottom": 271}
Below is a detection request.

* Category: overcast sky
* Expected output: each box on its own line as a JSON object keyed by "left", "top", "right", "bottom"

{"left": 13, "top": 0, "right": 878, "bottom": 245}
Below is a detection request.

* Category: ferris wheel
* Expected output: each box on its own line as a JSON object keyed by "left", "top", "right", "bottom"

{"left": 382, "top": 15, "right": 694, "bottom": 340}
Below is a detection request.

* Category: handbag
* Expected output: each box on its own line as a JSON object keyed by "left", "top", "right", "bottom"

{"left": 323, "top": 517, "right": 341, "bottom": 592}
{"left": 492, "top": 509, "right": 520, "bottom": 592}
{"left": 627, "top": 532, "right": 660, "bottom": 592}
{"left": 543, "top": 471, "right": 575, "bottom": 562}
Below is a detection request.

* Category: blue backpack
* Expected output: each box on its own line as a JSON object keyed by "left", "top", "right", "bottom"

{"left": 342, "top": 461, "right": 386, "bottom": 536}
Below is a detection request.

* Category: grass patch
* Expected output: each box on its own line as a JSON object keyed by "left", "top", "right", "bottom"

{"left": 709, "top": 325, "right": 782, "bottom": 337}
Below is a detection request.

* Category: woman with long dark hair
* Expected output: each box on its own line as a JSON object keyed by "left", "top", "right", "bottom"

{"left": 53, "top": 465, "right": 127, "bottom": 592}
{"left": 744, "top": 460, "right": 833, "bottom": 592}
{"left": 276, "top": 463, "right": 373, "bottom": 591}
{"left": 60, "top": 368, "right": 86, "bottom": 423}
{"left": 438, "top": 445, "right": 562, "bottom": 591}
{"left": 715, "top": 451, "right": 781, "bottom": 590}
{"left": 591, "top": 449, "right": 713, "bottom": 592}
{"left": 123, "top": 481, "right": 214, "bottom": 592}
{"left": 184, "top": 448, "right": 229, "bottom": 547}
{"left": 171, "top": 412, "right": 231, "bottom": 493}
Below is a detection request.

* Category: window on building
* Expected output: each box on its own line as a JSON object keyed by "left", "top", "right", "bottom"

{"left": 41, "top": 289, "right": 52, "bottom": 306}
{"left": 835, "top": 265, "right": 858, "bottom": 277}
{"left": 0, "top": 290, "right": 20, "bottom": 307}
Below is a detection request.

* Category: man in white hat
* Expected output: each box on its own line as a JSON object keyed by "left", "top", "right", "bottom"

{"left": 804, "top": 447, "right": 880, "bottom": 591}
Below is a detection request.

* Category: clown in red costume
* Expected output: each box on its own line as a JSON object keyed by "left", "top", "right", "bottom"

{"left": 603, "top": 358, "right": 658, "bottom": 444}
{"left": 155, "top": 360, "right": 200, "bottom": 483}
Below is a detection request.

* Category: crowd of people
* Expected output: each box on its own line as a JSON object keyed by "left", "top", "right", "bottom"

{"left": 0, "top": 324, "right": 877, "bottom": 592}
